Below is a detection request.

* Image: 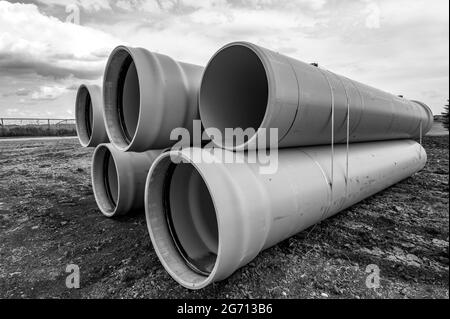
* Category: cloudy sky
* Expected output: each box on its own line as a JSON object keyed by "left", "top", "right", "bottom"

{"left": 0, "top": 0, "right": 448, "bottom": 118}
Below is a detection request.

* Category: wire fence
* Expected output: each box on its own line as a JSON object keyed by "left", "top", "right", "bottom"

{"left": 0, "top": 118, "right": 75, "bottom": 127}
{"left": 0, "top": 118, "right": 77, "bottom": 137}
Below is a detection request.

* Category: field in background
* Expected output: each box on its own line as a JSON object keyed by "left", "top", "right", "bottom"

{"left": 0, "top": 116, "right": 447, "bottom": 139}
{"left": 0, "top": 118, "right": 76, "bottom": 138}
{"left": 0, "top": 136, "right": 448, "bottom": 299}
{"left": 429, "top": 116, "right": 449, "bottom": 137}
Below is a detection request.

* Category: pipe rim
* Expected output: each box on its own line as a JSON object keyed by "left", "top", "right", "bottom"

{"left": 75, "top": 84, "right": 95, "bottom": 147}
{"left": 199, "top": 41, "right": 275, "bottom": 151}
{"left": 145, "top": 151, "right": 222, "bottom": 289}
{"left": 411, "top": 100, "right": 434, "bottom": 133}
{"left": 103, "top": 45, "right": 143, "bottom": 152}
{"left": 92, "top": 144, "right": 121, "bottom": 217}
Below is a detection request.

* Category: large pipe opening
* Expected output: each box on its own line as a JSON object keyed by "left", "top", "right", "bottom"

{"left": 199, "top": 44, "right": 269, "bottom": 147}
{"left": 92, "top": 145, "right": 120, "bottom": 216}
{"left": 104, "top": 47, "right": 141, "bottom": 149}
{"left": 103, "top": 151, "right": 119, "bottom": 207}
{"left": 146, "top": 156, "right": 219, "bottom": 288}
{"left": 85, "top": 94, "right": 93, "bottom": 138}
{"left": 75, "top": 86, "right": 94, "bottom": 146}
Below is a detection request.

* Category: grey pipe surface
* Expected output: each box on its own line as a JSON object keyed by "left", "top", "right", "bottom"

{"left": 92, "top": 144, "right": 160, "bottom": 217}
{"left": 199, "top": 42, "right": 433, "bottom": 150}
{"left": 103, "top": 45, "right": 204, "bottom": 152}
{"left": 145, "top": 140, "right": 426, "bottom": 289}
{"left": 75, "top": 84, "right": 109, "bottom": 147}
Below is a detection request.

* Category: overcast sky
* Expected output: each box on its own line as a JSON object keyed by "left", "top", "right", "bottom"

{"left": 0, "top": 0, "right": 448, "bottom": 118}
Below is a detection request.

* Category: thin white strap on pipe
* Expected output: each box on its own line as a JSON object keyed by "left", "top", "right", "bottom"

{"left": 331, "top": 73, "right": 351, "bottom": 211}
{"left": 316, "top": 68, "right": 335, "bottom": 222}
{"left": 329, "top": 72, "right": 352, "bottom": 206}
{"left": 420, "top": 120, "right": 423, "bottom": 146}
{"left": 419, "top": 119, "right": 423, "bottom": 160}
{"left": 305, "top": 66, "right": 337, "bottom": 237}
{"left": 341, "top": 77, "right": 350, "bottom": 200}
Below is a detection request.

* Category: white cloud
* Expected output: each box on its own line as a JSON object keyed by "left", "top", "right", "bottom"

{"left": 364, "top": 1, "right": 381, "bottom": 29}
{"left": 6, "top": 108, "right": 19, "bottom": 114}
{"left": 30, "top": 85, "right": 70, "bottom": 101}
{"left": 115, "top": 0, "right": 134, "bottom": 11}
{"left": 16, "top": 88, "right": 31, "bottom": 96}
{"left": 36, "top": 0, "right": 112, "bottom": 12}
{"left": 0, "top": 1, "right": 121, "bottom": 79}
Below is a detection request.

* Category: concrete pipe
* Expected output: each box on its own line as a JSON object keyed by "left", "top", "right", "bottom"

{"left": 92, "top": 144, "right": 160, "bottom": 217}
{"left": 103, "top": 45, "right": 204, "bottom": 152}
{"left": 75, "top": 84, "right": 109, "bottom": 147}
{"left": 199, "top": 42, "right": 434, "bottom": 150}
{"left": 145, "top": 140, "right": 426, "bottom": 289}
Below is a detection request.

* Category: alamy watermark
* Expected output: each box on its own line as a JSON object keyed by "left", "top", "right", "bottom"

{"left": 170, "top": 120, "right": 279, "bottom": 175}
{"left": 65, "top": 264, "right": 80, "bottom": 289}
{"left": 365, "top": 264, "right": 381, "bottom": 289}
{"left": 65, "top": 4, "right": 80, "bottom": 25}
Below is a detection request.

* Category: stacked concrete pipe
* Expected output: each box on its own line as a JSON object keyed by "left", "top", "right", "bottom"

{"left": 145, "top": 140, "right": 426, "bottom": 289}
{"left": 74, "top": 42, "right": 432, "bottom": 289}
{"left": 102, "top": 45, "right": 204, "bottom": 152}
{"left": 199, "top": 42, "right": 433, "bottom": 150}
{"left": 144, "top": 41, "right": 432, "bottom": 289}
{"left": 92, "top": 144, "right": 160, "bottom": 217}
{"left": 85, "top": 45, "right": 205, "bottom": 217}
{"left": 75, "top": 84, "right": 109, "bottom": 147}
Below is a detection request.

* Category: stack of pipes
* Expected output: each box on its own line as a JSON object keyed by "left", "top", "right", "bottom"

{"left": 75, "top": 42, "right": 433, "bottom": 290}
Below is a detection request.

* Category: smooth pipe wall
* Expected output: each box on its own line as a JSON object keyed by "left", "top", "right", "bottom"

{"left": 92, "top": 144, "right": 160, "bottom": 217}
{"left": 75, "top": 84, "right": 109, "bottom": 147}
{"left": 103, "top": 45, "right": 204, "bottom": 152}
{"left": 145, "top": 140, "right": 426, "bottom": 289}
{"left": 199, "top": 42, "right": 434, "bottom": 150}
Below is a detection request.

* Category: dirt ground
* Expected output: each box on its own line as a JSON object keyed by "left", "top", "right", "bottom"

{"left": 0, "top": 136, "right": 448, "bottom": 299}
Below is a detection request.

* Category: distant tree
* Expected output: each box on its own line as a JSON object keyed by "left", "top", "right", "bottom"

{"left": 442, "top": 99, "right": 449, "bottom": 130}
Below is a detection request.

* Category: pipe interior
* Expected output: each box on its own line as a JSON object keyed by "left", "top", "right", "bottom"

{"left": 75, "top": 86, "right": 93, "bottom": 145}
{"left": 200, "top": 45, "right": 268, "bottom": 145}
{"left": 146, "top": 157, "right": 219, "bottom": 286}
{"left": 85, "top": 94, "right": 93, "bottom": 138}
{"left": 119, "top": 59, "right": 140, "bottom": 143}
{"left": 92, "top": 146, "right": 119, "bottom": 215}
{"left": 104, "top": 49, "right": 140, "bottom": 148}
{"left": 104, "top": 150, "right": 119, "bottom": 207}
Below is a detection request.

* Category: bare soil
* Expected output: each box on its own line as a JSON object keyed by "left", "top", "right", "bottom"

{"left": 0, "top": 136, "right": 448, "bottom": 299}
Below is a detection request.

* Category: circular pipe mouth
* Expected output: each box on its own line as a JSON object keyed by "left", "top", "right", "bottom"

{"left": 145, "top": 153, "right": 219, "bottom": 288}
{"left": 199, "top": 43, "right": 269, "bottom": 149}
{"left": 103, "top": 47, "right": 141, "bottom": 150}
{"left": 411, "top": 100, "right": 434, "bottom": 133}
{"left": 92, "top": 145, "right": 120, "bottom": 217}
{"left": 75, "top": 85, "right": 94, "bottom": 146}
